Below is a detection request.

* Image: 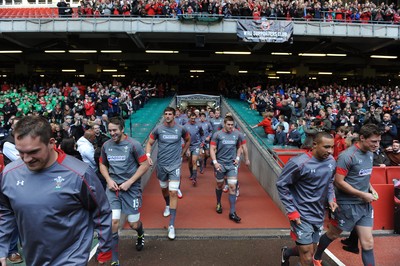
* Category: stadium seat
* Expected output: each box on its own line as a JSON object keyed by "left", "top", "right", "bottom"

{"left": 371, "top": 184, "right": 394, "bottom": 230}
{"left": 276, "top": 152, "right": 302, "bottom": 165}
{"left": 385, "top": 166, "right": 400, "bottom": 184}
{"left": 370, "top": 166, "right": 387, "bottom": 184}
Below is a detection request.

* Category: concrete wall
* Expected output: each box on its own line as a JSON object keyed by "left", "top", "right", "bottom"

{"left": 221, "top": 99, "right": 286, "bottom": 214}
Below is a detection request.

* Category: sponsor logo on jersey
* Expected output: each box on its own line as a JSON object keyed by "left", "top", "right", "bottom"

{"left": 54, "top": 176, "right": 65, "bottom": 189}
{"left": 359, "top": 168, "right": 372, "bottom": 176}
{"left": 107, "top": 155, "right": 126, "bottom": 161}
{"left": 16, "top": 180, "right": 24, "bottom": 186}
{"left": 124, "top": 146, "right": 129, "bottom": 152}
{"left": 222, "top": 140, "right": 237, "bottom": 145}
{"left": 162, "top": 135, "right": 179, "bottom": 140}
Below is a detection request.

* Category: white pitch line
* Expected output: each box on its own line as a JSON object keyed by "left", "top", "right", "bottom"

{"left": 89, "top": 243, "right": 99, "bottom": 262}
{"left": 325, "top": 248, "right": 346, "bottom": 266}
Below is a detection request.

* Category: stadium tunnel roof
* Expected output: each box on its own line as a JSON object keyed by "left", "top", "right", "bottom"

{"left": 0, "top": 19, "right": 399, "bottom": 78}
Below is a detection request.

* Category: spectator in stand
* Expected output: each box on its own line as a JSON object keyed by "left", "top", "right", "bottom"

{"left": 272, "top": 115, "right": 289, "bottom": 134}
{"left": 385, "top": 140, "right": 400, "bottom": 166}
{"left": 77, "top": 129, "right": 97, "bottom": 172}
{"left": 60, "top": 137, "right": 83, "bottom": 161}
{"left": 57, "top": 0, "right": 68, "bottom": 17}
{"left": 379, "top": 112, "right": 398, "bottom": 148}
{"left": 286, "top": 122, "right": 301, "bottom": 147}
{"left": 251, "top": 111, "right": 275, "bottom": 142}
{"left": 274, "top": 124, "right": 286, "bottom": 146}
{"left": 373, "top": 146, "right": 391, "bottom": 167}
{"left": 334, "top": 126, "right": 351, "bottom": 160}
{"left": 107, "top": 93, "right": 120, "bottom": 117}
{"left": 2, "top": 98, "right": 17, "bottom": 125}
{"left": 84, "top": 97, "right": 96, "bottom": 118}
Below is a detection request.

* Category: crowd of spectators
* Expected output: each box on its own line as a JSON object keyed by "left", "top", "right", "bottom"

{"left": 60, "top": 0, "right": 400, "bottom": 23}
{"left": 246, "top": 82, "right": 400, "bottom": 165}
{"left": 0, "top": 79, "right": 163, "bottom": 146}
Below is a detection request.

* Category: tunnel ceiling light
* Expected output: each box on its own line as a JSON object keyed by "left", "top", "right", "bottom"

{"left": 215, "top": 51, "right": 251, "bottom": 55}
{"left": 101, "top": 50, "right": 122, "bottom": 53}
{"left": 326, "top": 53, "right": 347, "bottom": 57}
{"left": 69, "top": 50, "right": 97, "bottom": 53}
{"left": 0, "top": 50, "right": 22, "bottom": 53}
{"left": 370, "top": 55, "right": 397, "bottom": 59}
{"left": 145, "top": 50, "right": 179, "bottom": 54}
{"left": 62, "top": 69, "right": 76, "bottom": 72}
{"left": 318, "top": 72, "right": 333, "bottom": 75}
{"left": 271, "top": 52, "right": 292, "bottom": 56}
{"left": 45, "top": 50, "right": 66, "bottom": 53}
{"left": 276, "top": 71, "right": 291, "bottom": 74}
{"left": 299, "top": 53, "right": 326, "bottom": 57}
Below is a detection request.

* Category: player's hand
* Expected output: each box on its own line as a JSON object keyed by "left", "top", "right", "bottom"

{"left": 294, "top": 217, "right": 301, "bottom": 225}
{"left": 0, "top": 257, "right": 6, "bottom": 266}
{"left": 370, "top": 188, "right": 379, "bottom": 200}
{"left": 233, "top": 159, "right": 240, "bottom": 165}
{"left": 147, "top": 156, "right": 153, "bottom": 166}
{"left": 329, "top": 201, "right": 338, "bottom": 213}
{"left": 186, "top": 150, "right": 190, "bottom": 157}
{"left": 361, "top": 192, "right": 376, "bottom": 203}
{"left": 214, "top": 162, "right": 222, "bottom": 172}
{"left": 119, "top": 181, "right": 132, "bottom": 191}
{"left": 245, "top": 159, "right": 250, "bottom": 166}
{"left": 107, "top": 180, "right": 119, "bottom": 191}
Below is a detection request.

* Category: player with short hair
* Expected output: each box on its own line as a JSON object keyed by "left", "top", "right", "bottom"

{"left": 210, "top": 115, "right": 246, "bottom": 223}
{"left": 146, "top": 107, "right": 190, "bottom": 240}
{"left": 198, "top": 112, "right": 213, "bottom": 174}
{"left": 313, "top": 124, "right": 381, "bottom": 266}
{"left": 0, "top": 115, "right": 112, "bottom": 266}
{"left": 184, "top": 113, "right": 204, "bottom": 186}
{"left": 99, "top": 117, "right": 150, "bottom": 266}
{"left": 277, "top": 132, "right": 337, "bottom": 266}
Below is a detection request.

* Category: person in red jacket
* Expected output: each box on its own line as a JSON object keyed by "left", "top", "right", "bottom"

{"left": 84, "top": 97, "right": 95, "bottom": 118}
{"left": 333, "top": 126, "right": 350, "bottom": 160}
{"left": 251, "top": 111, "right": 275, "bottom": 142}
{"left": 145, "top": 0, "right": 157, "bottom": 16}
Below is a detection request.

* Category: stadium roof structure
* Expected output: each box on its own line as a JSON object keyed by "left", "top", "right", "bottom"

{"left": 0, "top": 17, "right": 399, "bottom": 78}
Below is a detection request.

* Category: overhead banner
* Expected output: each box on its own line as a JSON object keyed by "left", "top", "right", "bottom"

{"left": 237, "top": 20, "right": 293, "bottom": 43}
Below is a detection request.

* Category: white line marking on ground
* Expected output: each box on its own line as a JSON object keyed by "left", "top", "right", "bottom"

{"left": 325, "top": 249, "right": 346, "bottom": 266}
{"left": 89, "top": 243, "right": 99, "bottom": 262}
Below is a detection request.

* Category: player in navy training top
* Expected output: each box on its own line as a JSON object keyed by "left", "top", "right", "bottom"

{"left": 313, "top": 124, "right": 381, "bottom": 266}
{"left": 0, "top": 116, "right": 112, "bottom": 266}
{"left": 146, "top": 107, "right": 190, "bottom": 240}
{"left": 210, "top": 115, "right": 246, "bottom": 223}
{"left": 277, "top": 132, "right": 337, "bottom": 266}
{"left": 99, "top": 117, "right": 150, "bottom": 265}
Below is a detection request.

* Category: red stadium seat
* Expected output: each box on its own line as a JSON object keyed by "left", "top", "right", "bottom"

{"left": 371, "top": 184, "right": 394, "bottom": 230}
{"left": 385, "top": 166, "right": 400, "bottom": 184}
{"left": 370, "top": 166, "right": 387, "bottom": 184}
